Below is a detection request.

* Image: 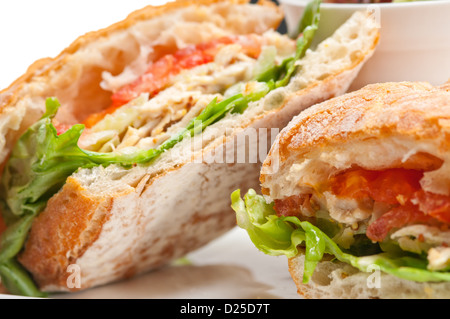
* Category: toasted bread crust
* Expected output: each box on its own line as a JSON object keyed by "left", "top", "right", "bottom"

{"left": 18, "top": 177, "right": 117, "bottom": 289}
{"left": 260, "top": 81, "right": 450, "bottom": 195}
{"left": 275, "top": 81, "right": 450, "bottom": 161}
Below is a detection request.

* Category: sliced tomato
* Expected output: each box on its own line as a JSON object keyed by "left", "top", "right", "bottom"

{"left": 330, "top": 167, "right": 450, "bottom": 242}
{"left": 330, "top": 168, "right": 423, "bottom": 205}
{"left": 83, "top": 35, "right": 262, "bottom": 128}
{"left": 366, "top": 202, "right": 435, "bottom": 242}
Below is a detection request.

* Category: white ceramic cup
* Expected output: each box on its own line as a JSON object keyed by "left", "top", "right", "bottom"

{"left": 279, "top": 0, "right": 450, "bottom": 90}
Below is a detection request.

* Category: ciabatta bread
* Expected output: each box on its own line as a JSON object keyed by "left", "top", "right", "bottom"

{"left": 261, "top": 81, "right": 450, "bottom": 299}
{"left": 288, "top": 248, "right": 450, "bottom": 299}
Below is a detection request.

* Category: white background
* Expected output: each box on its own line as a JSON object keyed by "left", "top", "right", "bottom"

{"left": 0, "top": 0, "right": 172, "bottom": 90}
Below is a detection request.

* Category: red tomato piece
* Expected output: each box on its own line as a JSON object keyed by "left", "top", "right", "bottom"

{"left": 330, "top": 168, "right": 450, "bottom": 242}
{"left": 368, "top": 169, "right": 422, "bottom": 204}
{"left": 330, "top": 168, "right": 423, "bottom": 205}
{"left": 81, "top": 35, "right": 262, "bottom": 129}
{"left": 110, "top": 35, "right": 261, "bottom": 108}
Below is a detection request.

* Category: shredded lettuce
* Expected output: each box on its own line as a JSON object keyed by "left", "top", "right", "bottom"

{"left": 231, "top": 189, "right": 450, "bottom": 284}
{"left": 254, "top": 0, "right": 321, "bottom": 88}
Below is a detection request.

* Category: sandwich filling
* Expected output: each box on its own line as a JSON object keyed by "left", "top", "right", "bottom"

{"left": 0, "top": 0, "right": 322, "bottom": 296}
{"left": 59, "top": 32, "right": 294, "bottom": 153}
{"left": 232, "top": 156, "right": 450, "bottom": 284}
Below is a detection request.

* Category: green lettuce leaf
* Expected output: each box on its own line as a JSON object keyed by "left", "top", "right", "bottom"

{"left": 0, "top": 259, "right": 44, "bottom": 297}
{"left": 254, "top": 0, "right": 321, "bottom": 88}
{"left": 231, "top": 189, "right": 450, "bottom": 284}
